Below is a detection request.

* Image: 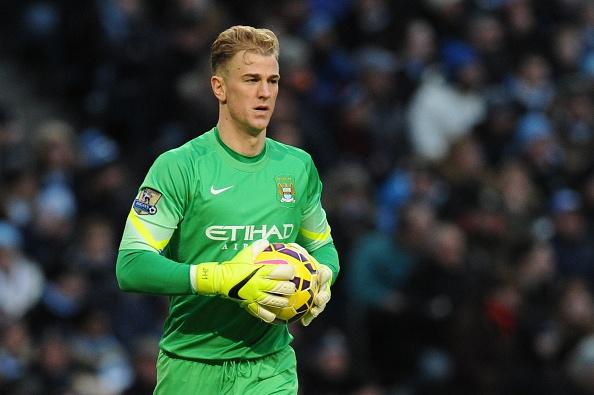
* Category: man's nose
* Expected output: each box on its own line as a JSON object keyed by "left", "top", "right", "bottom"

{"left": 258, "top": 81, "right": 271, "bottom": 98}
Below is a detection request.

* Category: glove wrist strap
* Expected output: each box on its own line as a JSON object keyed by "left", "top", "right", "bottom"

{"left": 192, "top": 262, "right": 219, "bottom": 295}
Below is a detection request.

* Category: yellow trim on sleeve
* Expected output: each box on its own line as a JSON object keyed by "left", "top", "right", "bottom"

{"left": 128, "top": 209, "right": 171, "bottom": 251}
{"left": 299, "top": 224, "right": 331, "bottom": 241}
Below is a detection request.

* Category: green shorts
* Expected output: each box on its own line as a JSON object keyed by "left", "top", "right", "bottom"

{"left": 154, "top": 346, "right": 298, "bottom": 395}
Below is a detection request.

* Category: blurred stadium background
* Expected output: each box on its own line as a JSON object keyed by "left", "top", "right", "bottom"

{"left": 1, "top": 0, "right": 594, "bottom": 394}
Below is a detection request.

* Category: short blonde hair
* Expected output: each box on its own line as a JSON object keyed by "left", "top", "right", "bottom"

{"left": 210, "top": 25, "right": 279, "bottom": 74}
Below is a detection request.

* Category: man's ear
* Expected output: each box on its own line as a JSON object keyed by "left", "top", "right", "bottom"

{"left": 211, "top": 75, "right": 226, "bottom": 104}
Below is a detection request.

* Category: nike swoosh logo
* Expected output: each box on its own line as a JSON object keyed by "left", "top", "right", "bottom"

{"left": 210, "top": 185, "right": 234, "bottom": 195}
{"left": 228, "top": 268, "right": 261, "bottom": 300}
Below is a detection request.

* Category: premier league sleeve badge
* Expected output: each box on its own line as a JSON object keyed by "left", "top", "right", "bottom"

{"left": 133, "top": 187, "right": 162, "bottom": 215}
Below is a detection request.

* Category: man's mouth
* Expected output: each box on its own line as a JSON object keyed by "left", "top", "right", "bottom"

{"left": 254, "top": 105, "right": 269, "bottom": 111}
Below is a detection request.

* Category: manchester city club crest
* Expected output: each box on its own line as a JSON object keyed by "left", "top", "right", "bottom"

{"left": 275, "top": 176, "right": 296, "bottom": 207}
{"left": 133, "top": 187, "right": 162, "bottom": 215}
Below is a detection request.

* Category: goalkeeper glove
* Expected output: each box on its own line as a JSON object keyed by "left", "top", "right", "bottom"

{"left": 285, "top": 243, "right": 333, "bottom": 327}
{"left": 190, "top": 239, "right": 296, "bottom": 323}
{"left": 302, "top": 263, "right": 332, "bottom": 326}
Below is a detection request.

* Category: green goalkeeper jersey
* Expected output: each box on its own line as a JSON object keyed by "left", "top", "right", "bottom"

{"left": 117, "top": 127, "right": 339, "bottom": 361}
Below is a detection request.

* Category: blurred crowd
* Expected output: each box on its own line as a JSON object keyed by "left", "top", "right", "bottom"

{"left": 0, "top": 0, "right": 594, "bottom": 394}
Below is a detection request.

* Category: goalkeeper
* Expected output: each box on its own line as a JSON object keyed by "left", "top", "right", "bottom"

{"left": 116, "top": 25, "right": 339, "bottom": 395}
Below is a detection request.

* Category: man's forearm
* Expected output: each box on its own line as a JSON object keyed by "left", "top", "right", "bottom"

{"left": 116, "top": 249, "right": 192, "bottom": 295}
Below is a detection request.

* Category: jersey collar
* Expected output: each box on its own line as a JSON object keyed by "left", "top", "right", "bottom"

{"left": 210, "top": 127, "right": 270, "bottom": 172}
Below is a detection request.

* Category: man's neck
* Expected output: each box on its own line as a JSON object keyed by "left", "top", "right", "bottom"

{"left": 216, "top": 121, "right": 266, "bottom": 157}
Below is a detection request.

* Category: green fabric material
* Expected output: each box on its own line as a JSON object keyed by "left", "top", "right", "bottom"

{"left": 154, "top": 346, "right": 298, "bottom": 395}
{"left": 310, "top": 242, "right": 340, "bottom": 284}
{"left": 117, "top": 128, "right": 339, "bottom": 361}
{"left": 214, "top": 127, "right": 267, "bottom": 163}
{"left": 116, "top": 249, "right": 192, "bottom": 295}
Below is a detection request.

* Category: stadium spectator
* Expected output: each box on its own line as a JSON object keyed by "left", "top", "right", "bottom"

{"left": 0, "top": 221, "right": 44, "bottom": 321}
{"left": 347, "top": 201, "right": 436, "bottom": 387}
{"left": 407, "top": 40, "right": 487, "bottom": 161}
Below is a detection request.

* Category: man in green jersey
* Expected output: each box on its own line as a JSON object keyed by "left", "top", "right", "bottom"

{"left": 116, "top": 25, "right": 339, "bottom": 394}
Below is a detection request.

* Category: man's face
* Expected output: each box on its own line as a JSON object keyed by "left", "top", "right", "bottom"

{"left": 217, "top": 51, "right": 280, "bottom": 135}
